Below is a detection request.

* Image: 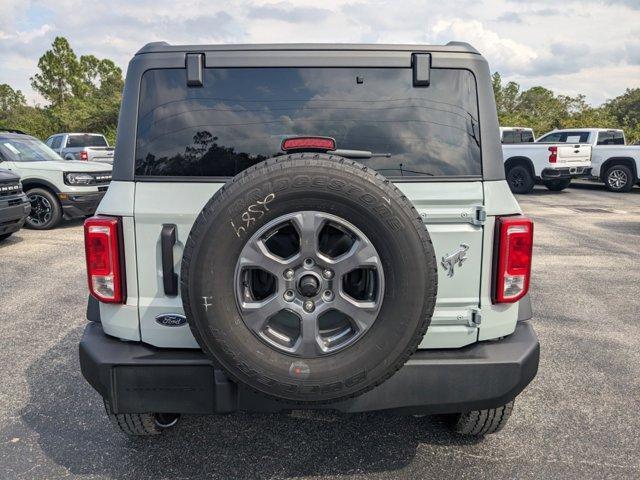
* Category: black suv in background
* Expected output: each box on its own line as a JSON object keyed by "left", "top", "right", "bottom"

{"left": 0, "top": 169, "right": 30, "bottom": 242}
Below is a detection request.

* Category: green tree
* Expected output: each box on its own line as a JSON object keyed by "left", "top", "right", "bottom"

{"left": 24, "top": 36, "right": 124, "bottom": 142}
{"left": 490, "top": 73, "right": 630, "bottom": 139}
{"left": 30, "top": 37, "right": 84, "bottom": 106}
{"left": 0, "top": 84, "right": 26, "bottom": 114}
{"left": 605, "top": 88, "right": 640, "bottom": 143}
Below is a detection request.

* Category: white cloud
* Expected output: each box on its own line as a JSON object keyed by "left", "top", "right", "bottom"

{"left": 431, "top": 19, "right": 538, "bottom": 73}
{"left": 0, "top": 0, "right": 638, "bottom": 106}
{"left": 1, "top": 23, "right": 54, "bottom": 43}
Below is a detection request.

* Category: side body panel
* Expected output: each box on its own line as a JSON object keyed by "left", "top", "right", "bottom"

{"left": 590, "top": 145, "right": 640, "bottom": 179}
{"left": 96, "top": 182, "right": 140, "bottom": 341}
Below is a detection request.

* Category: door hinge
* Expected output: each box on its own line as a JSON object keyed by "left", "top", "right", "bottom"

{"left": 420, "top": 204, "right": 486, "bottom": 226}
{"left": 469, "top": 308, "right": 482, "bottom": 328}
{"left": 472, "top": 205, "right": 486, "bottom": 226}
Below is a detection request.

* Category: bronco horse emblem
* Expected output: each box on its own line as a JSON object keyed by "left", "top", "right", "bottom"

{"left": 441, "top": 244, "right": 469, "bottom": 277}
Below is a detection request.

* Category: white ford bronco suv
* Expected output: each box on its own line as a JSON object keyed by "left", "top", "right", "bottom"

{"left": 0, "top": 130, "right": 112, "bottom": 229}
{"left": 79, "top": 42, "right": 539, "bottom": 437}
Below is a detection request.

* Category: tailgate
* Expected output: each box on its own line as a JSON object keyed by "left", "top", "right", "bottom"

{"left": 556, "top": 144, "right": 591, "bottom": 163}
{"left": 133, "top": 181, "right": 485, "bottom": 350}
{"left": 89, "top": 147, "right": 115, "bottom": 161}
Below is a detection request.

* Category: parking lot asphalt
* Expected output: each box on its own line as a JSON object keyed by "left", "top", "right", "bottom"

{"left": 1, "top": 181, "right": 639, "bottom": 480}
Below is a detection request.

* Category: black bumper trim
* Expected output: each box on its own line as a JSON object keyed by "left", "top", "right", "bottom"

{"left": 0, "top": 196, "right": 30, "bottom": 235}
{"left": 86, "top": 295, "right": 101, "bottom": 322}
{"left": 541, "top": 167, "right": 592, "bottom": 179}
{"left": 79, "top": 321, "right": 539, "bottom": 415}
{"left": 60, "top": 191, "right": 106, "bottom": 219}
{"left": 518, "top": 294, "right": 533, "bottom": 322}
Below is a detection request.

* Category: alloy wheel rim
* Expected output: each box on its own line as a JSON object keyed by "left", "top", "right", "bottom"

{"left": 233, "top": 211, "right": 384, "bottom": 358}
{"left": 28, "top": 194, "right": 52, "bottom": 225}
{"left": 510, "top": 171, "right": 524, "bottom": 188}
{"left": 608, "top": 169, "right": 627, "bottom": 189}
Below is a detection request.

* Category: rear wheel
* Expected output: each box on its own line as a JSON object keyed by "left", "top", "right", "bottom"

{"left": 25, "top": 187, "right": 62, "bottom": 230}
{"left": 448, "top": 400, "right": 514, "bottom": 436}
{"left": 104, "top": 401, "right": 180, "bottom": 437}
{"left": 506, "top": 165, "right": 535, "bottom": 194}
{"left": 604, "top": 164, "right": 634, "bottom": 193}
{"left": 543, "top": 178, "right": 571, "bottom": 191}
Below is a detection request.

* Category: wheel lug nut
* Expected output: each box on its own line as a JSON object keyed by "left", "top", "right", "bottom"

{"left": 322, "top": 290, "right": 334, "bottom": 301}
{"left": 303, "top": 300, "right": 315, "bottom": 312}
{"left": 283, "top": 269, "right": 294, "bottom": 280}
{"left": 304, "top": 258, "right": 314, "bottom": 268}
{"left": 284, "top": 290, "right": 295, "bottom": 302}
{"left": 322, "top": 269, "right": 334, "bottom": 279}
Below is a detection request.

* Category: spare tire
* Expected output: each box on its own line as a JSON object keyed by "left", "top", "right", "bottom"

{"left": 181, "top": 153, "right": 437, "bottom": 404}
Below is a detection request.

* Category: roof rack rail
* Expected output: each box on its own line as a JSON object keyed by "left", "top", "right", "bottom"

{"left": 135, "top": 42, "right": 480, "bottom": 55}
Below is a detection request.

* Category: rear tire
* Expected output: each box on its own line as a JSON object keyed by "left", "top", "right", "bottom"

{"left": 25, "top": 187, "right": 62, "bottom": 230}
{"left": 448, "top": 400, "right": 514, "bottom": 436}
{"left": 181, "top": 154, "right": 437, "bottom": 404}
{"left": 604, "top": 164, "right": 634, "bottom": 193}
{"left": 104, "top": 401, "right": 180, "bottom": 437}
{"left": 506, "top": 165, "right": 535, "bottom": 194}
{"left": 543, "top": 178, "right": 571, "bottom": 191}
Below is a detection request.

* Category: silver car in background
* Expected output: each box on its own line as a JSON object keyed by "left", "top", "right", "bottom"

{"left": 46, "top": 133, "right": 115, "bottom": 164}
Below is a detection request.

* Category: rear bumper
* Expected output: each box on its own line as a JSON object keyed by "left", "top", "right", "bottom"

{"left": 79, "top": 321, "right": 540, "bottom": 415}
{"left": 0, "top": 194, "right": 30, "bottom": 235}
{"left": 59, "top": 190, "right": 106, "bottom": 219}
{"left": 541, "top": 166, "right": 592, "bottom": 179}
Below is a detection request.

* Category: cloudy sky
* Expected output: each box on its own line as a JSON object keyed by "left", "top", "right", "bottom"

{"left": 1, "top": 0, "right": 639, "bottom": 106}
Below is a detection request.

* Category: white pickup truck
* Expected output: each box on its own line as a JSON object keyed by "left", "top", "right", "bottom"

{"left": 537, "top": 128, "right": 640, "bottom": 192}
{"left": 502, "top": 129, "right": 592, "bottom": 193}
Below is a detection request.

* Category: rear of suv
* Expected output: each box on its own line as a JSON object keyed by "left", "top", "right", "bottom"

{"left": 79, "top": 42, "right": 539, "bottom": 437}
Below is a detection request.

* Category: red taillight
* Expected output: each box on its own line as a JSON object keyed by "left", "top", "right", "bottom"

{"left": 493, "top": 215, "right": 533, "bottom": 304}
{"left": 548, "top": 146, "right": 557, "bottom": 163}
{"left": 281, "top": 136, "right": 336, "bottom": 152}
{"left": 84, "top": 216, "right": 125, "bottom": 303}
{"left": 80, "top": 151, "right": 88, "bottom": 160}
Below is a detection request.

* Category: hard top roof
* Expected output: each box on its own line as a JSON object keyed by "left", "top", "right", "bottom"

{"left": 136, "top": 41, "right": 479, "bottom": 55}
{"left": 549, "top": 128, "right": 623, "bottom": 132}
{"left": 0, "top": 130, "right": 35, "bottom": 139}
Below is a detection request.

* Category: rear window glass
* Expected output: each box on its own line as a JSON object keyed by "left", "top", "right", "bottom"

{"left": 597, "top": 131, "right": 624, "bottom": 145}
{"left": 135, "top": 67, "right": 481, "bottom": 178}
{"left": 67, "top": 134, "right": 107, "bottom": 148}
{"left": 538, "top": 132, "right": 590, "bottom": 143}
{"left": 502, "top": 130, "right": 534, "bottom": 143}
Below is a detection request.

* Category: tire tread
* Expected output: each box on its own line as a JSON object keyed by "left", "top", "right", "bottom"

{"left": 451, "top": 400, "right": 515, "bottom": 436}
{"left": 104, "top": 401, "right": 160, "bottom": 436}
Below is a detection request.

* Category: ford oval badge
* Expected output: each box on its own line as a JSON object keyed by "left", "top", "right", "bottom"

{"left": 155, "top": 313, "right": 187, "bottom": 327}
